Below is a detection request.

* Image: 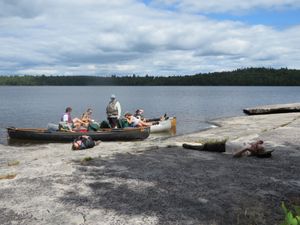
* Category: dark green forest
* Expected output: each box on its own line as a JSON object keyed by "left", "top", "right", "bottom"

{"left": 0, "top": 67, "right": 300, "bottom": 86}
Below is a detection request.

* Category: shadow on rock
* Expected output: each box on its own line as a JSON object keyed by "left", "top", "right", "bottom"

{"left": 60, "top": 147, "right": 300, "bottom": 225}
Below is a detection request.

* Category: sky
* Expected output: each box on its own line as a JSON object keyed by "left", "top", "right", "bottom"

{"left": 0, "top": 0, "right": 300, "bottom": 76}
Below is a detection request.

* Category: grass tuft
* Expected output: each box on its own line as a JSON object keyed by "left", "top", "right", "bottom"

{"left": 8, "top": 160, "right": 20, "bottom": 166}
{"left": 80, "top": 157, "right": 93, "bottom": 165}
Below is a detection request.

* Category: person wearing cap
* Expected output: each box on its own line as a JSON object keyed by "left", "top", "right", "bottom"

{"left": 106, "top": 94, "right": 122, "bottom": 128}
{"left": 134, "top": 109, "right": 145, "bottom": 121}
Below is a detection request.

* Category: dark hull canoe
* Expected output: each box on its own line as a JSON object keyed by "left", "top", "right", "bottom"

{"left": 7, "top": 127, "right": 150, "bottom": 142}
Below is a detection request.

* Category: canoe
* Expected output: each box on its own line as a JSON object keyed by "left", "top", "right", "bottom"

{"left": 7, "top": 127, "right": 150, "bottom": 142}
{"left": 150, "top": 117, "right": 176, "bottom": 133}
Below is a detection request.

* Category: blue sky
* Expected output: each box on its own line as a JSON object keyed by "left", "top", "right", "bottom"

{"left": 0, "top": 0, "right": 300, "bottom": 76}
{"left": 207, "top": 9, "right": 300, "bottom": 29}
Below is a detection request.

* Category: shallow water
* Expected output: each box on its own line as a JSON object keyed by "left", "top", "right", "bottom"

{"left": 1, "top": 86, "right": 300, "bottom": 145}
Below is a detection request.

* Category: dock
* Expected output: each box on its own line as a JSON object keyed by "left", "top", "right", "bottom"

{"left": 243, "top": 103, "right": 300, "bottom": 115}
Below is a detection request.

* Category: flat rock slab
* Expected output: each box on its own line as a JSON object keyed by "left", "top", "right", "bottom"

{"left": 243, "top": 103, "right": 300, "bottom": 115}
{"left": 1, "top": 113, "right": 300, "bottom": 225}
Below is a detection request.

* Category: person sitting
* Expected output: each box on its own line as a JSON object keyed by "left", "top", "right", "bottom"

{"left": 233, "top": 140, "right": 273, "bottom": 158}
{"left": 81, "top": 108, "right": 93, "bottom": 126}
{"left": 72, "top": 135, "right": 101, "bottom": 150}
{"left": 60, "top": 107, "right": 84, "bottom": 131}
{"left": 133, "top": 109, "right": 166, "bottom": 125}
{"left": 124, "top": 112, "right": 151, "bottom": 127}
{"left": 134, "top": 109, "right": 145, "bottom": 121}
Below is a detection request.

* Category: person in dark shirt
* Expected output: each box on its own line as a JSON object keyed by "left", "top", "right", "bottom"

{"left": 72, "top": 135, "right": 101, "bottom": 150}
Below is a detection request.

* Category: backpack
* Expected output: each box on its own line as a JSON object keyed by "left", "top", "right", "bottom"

{"left": 88, "top": 122, "right": 100, "bottom": 131}
{"left": 118, "top": 119, "right": 130, "bottom": 128}
{"left": 100, "top": 120, "right": 111, "bottom": 128}
{"left": 59, "top": 122, "right": 72, "bottom": 131}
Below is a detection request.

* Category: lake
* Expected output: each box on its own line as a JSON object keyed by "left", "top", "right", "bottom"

{"left": 1, "top": 86, "right": 300, "bottom": 145}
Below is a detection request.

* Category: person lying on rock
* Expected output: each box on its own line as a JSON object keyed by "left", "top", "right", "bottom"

{"left": 72, "top": 135, "right": 101, "bottom": 150}
{"left": 233, "top": 140, "right": 273, "bottom": 158}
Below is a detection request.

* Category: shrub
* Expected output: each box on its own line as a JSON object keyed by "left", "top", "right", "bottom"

{"left": 281, "top": 202, "right": 300, "bottom": 225}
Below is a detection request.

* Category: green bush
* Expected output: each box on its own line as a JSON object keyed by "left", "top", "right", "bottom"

{"left": 281, "top": 202, "right": 300, "bottom": 225}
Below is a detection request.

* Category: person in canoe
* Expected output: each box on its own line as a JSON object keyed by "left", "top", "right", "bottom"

{"left": 81, "top": 108, "right": 93, "bottom": 126}
{"left": 134, "top": 109, "right": 145, "bottom": 121}
{"left": 106, "top": 94, "right": 122, "bottom": 128}
{"left": 81, "top": 108, "right": 101, "bottom": 131}
{"left": 124, "top": 112, "right": 151, "bottom": 127}
{"left": 60, "top": 107, "right": 84, "bottom": 131}
{"left": 133, "top": 109, "right": 166, "bottom": 124}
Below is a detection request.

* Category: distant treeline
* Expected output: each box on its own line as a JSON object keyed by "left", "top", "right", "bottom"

{"left": 0, "top": 67, "right": 300, "bottom": 86}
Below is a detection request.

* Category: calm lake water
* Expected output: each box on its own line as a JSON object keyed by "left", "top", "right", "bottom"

{"left": 1, "top": 86, "right": 300, "bottom": 144}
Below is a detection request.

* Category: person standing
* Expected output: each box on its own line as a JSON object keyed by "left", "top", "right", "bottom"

{"left": 106, "top": 94, "right": 121, "bottom": 128}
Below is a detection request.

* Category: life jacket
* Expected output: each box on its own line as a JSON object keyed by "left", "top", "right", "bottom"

{"left": 106, "top": 100, "right": 118, "bottom": 117}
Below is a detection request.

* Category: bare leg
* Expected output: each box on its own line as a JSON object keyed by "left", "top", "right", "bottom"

{"left": 233, "top": 148, "right": 250, "bottom": 158}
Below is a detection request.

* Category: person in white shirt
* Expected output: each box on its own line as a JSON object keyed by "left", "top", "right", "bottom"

{"left": 60, "top": 107, "right": 83, "bottom": 130}
{"left": 124, "top": 112, "right": 151, "bottom": 127}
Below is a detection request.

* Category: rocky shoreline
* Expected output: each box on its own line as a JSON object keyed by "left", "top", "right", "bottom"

{"left": 1, "top": 112, "right": 300, "bottom": 225}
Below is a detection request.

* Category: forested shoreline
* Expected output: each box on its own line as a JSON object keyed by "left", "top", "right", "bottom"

{"left": 0, "top": 67, "right": 300, "bottom": 86}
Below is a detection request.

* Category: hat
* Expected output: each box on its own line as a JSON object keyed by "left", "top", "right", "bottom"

{"left": 136, "top": 109, "right": 144, "bottom": 114}
{"left": 111, "top": 94, "right": 116, "bottom": 99}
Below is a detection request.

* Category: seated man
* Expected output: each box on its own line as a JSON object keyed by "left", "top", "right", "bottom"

{"left": 61, "top": 107, "right": 84, "bottom": 131}
{"left": 134, "top": 109, "right": 145, "bottom": 121}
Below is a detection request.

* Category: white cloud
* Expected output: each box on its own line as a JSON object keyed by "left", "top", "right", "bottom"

{"left": 0, "top": 0, "right": 299, "bottom": 75}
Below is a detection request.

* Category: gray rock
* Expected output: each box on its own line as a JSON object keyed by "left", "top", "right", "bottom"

{"left": 1, "top": 112, "right": 299, "bottom": 225}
